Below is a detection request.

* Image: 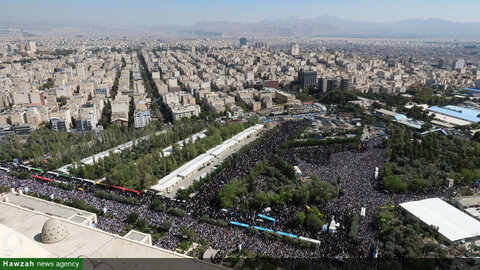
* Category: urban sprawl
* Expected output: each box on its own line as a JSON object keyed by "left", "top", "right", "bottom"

{"left": 2, "top": 34, "right": 480, "bottom": 268}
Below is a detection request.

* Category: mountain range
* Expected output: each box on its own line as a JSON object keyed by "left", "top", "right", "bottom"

{"left": 2, "top": 16, "right": 480, "bottom": 39}
{"left": 190, "top": 16, "right": 480, "bottom": 38}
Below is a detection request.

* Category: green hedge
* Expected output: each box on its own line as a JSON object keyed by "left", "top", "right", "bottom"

{"left": 199, "top": 215, "right": 228, "bottom": 227}
{"left": 167, "top": 207, "right": 187, "bottom": 217}
{"left": 94, "top": 190, "right": 139, "bottom": 205}
{"left": 8, "top": 171, "right": 30, "bottom": 179}
{"left": 49, "top": 181, "right": 75, "bottom": 190}
{"left": 349, "top": 211, "right": 361, "bottom": 238}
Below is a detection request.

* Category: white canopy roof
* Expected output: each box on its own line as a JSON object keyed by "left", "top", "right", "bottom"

{"left": 400, "top": 198, "right": 480, "bottom": 242}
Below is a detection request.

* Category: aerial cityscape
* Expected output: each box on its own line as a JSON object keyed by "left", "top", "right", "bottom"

{"left": 2, "top": 1, "right": 480, "bottom": 269}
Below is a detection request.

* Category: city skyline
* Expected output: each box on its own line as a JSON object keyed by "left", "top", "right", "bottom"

{"left": 2, "top": 1, "right": 480, "bottom": 267}
{"left": 1, "top": 0, "right": 480, "bottom": 28}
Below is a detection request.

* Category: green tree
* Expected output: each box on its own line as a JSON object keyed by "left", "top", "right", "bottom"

{"left": 56, "top": 96, "right": 68, "bottom": 107}
{"left": 309, "top": 176, "right": 333, "bottom": 203}
{"left": 136, "top": 218, "right": 149, "bottom": 232}
{"left": 218, "top": 178, "right": 244, "bottom": 208}
{"left": 127, "top": 212, "right": 139, "bottom": 224}
{"left": 304, "top": 207, "right": 325, "bottom": 233}
{"left": 408, "top": 177, "right": 430, "bottom": 192}
{"left": 383, "top": 175, "right": 408, "bottom": 193}
{"left": 71, "top": 198, "right": 87, "bottom": 210}
{"left": 292, "top": 211, "right": 306, "bottom": 227}
{"left": 461, "top": 168, "right": 475, "bottom": 184}
{"left": 180, "top": 225, "right": 194, "bottom": 240}
{"left": 151, "top": 199, "right": 165, "bottom": 212}
{"left": 158, "top": 221, "right": 172, "bottom": 232}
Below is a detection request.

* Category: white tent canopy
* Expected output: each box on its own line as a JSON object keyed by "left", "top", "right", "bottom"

{"left": 400, "top": 198, "right": 480, "bottom": 242}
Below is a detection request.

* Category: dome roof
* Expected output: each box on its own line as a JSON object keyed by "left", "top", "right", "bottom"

{"left": 41, "top": 218, "right": 69, "bottom": 244}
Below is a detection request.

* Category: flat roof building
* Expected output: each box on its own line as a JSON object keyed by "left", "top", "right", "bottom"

{"left": 452, "top": 196, "right": 480, "bottom": 220}
{"left": 151, "top": 124, "right": 263, "bottom": 192}
{"left": 463, "top": 88, "right": 480, "bottom": 96}
{"left": 400, "top": 198, "right": 480, "bottom": 243}
{"left": 170, "top": 104, "right": 200, "bottom": 120}
{"left": 298, "top": 70, "right": 317, "bottom": 89}
{"left": 428, "top": 105, "right": 480, "bottom": 124}
{"left": 0, "top": 192, "right": 225, "bottom": 269}
{"left": 134, "top": 110, "right": 151, "bottom": 129}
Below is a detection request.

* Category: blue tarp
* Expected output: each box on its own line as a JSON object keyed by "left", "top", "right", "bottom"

{"left": 258, "top": 214, "right": 276, "bottom": 223}
{"left": 276, "top": 231, "right": 298, "bottom": 239}
{"left": 229, "top": 221, "right": 249, "bottom": 228}
{"left": 253, "top": 226, "right": 274, "bottom": 232}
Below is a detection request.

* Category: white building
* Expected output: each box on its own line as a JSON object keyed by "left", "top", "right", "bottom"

{"left": 167, "top": 78, "right": 178, "bottom": 88}
{"left": 170, "top": 104, "right": 200, "bottom": 120}
{"left": 26, "top": 41, "right": 36, "bottom": 53}
{"left": 290, "top": 43, "right": 300, "bottom": 56}
{"left": 134, "top": 110, "right": 151, "bottom": 129}
{"left": 400, "top": 198, "right": 480, "bottom": 243}
{"left": 77, "top": 103, "right": 97, "bottom": 132}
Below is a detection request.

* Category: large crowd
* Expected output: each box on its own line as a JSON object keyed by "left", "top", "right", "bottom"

{"left": 280, "top": 137, "right": 451, "bottom": 256}
{"left": 186, "top": 120, "right": 310, "bottom": 210}
{"left": 0, "top": 120, "right": 454, "bottom": 262}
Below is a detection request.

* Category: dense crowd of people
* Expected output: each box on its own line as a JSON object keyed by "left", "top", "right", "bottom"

{"left": 280, "top": 137, "right": 451, "bottom": 256}
{"left": 187, "top": 120, "right": 310, "bottom": 210}
{"left": 0, "top": 120, "right": 454, "bottom": 262}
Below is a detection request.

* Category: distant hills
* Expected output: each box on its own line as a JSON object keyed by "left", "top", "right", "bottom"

{"left": 2, "top": 16, "right": 480, "bottom": 39}
{"left": 190, "top": 16, "right": 480, "bottom": 38}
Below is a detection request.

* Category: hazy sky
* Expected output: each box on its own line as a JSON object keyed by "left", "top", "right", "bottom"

{"left": 1, "top": 0, "right": 480, "bottom": 27}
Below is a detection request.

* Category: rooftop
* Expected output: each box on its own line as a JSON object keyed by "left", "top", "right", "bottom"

{"left": 0, "top": 194, "right": 225, "bottom": 269}
{"left": 3, "top": 192, "right": 96, "bottom": 224}
{"left": 464, "top": 88, "right": 480, "bottom": 93}
{"left": 453, "top": 195, "right": 480, "bottom": 208}
{"left": 428, "top": 105, "right": 480, "bottom": 123}
{"left": 400, "top": 198, "right": 480, "bottom": 242}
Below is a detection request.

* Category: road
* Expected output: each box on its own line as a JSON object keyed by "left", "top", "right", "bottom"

{"left": 165, "top": 128, "right": 269, "bottom": 198}
{"left": 57, "top": 129, "right": 168, "bottom": 173}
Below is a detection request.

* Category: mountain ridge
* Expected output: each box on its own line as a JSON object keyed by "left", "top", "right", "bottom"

{"left": 2, "top": 16, "right": 480, "bottom": 38}
{"left": 191, "top": 16, "right": 480, "bottom": 38}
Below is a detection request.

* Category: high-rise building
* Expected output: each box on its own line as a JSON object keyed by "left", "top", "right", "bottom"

{"left": 290, "top": 43, "right": 300, "bottom": 56}
{"left": 7, "top": 44, "right": 17, "bottom": 52}
{"left": 340, "top": 78, "right": 352, "bottom": 91}
{"left": 327, "top": 79, "right": 339, "bottom": 91}
{"left": 253, "top": 41, "right": 268, "bottom": 49}
{"left": 26, "top": 41, "right": 36, "bottom": 53}
{"left": 298, "top": 70, "right": 317, "bottom": 88}
{"left": 239, "top": 37, "right": 247, "bottom": 47}
{"left": 318, "top": 78, "right": 327, "bottom": 93}
{"left": 191, "top": 46, "right": 196, "bottom": 54}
